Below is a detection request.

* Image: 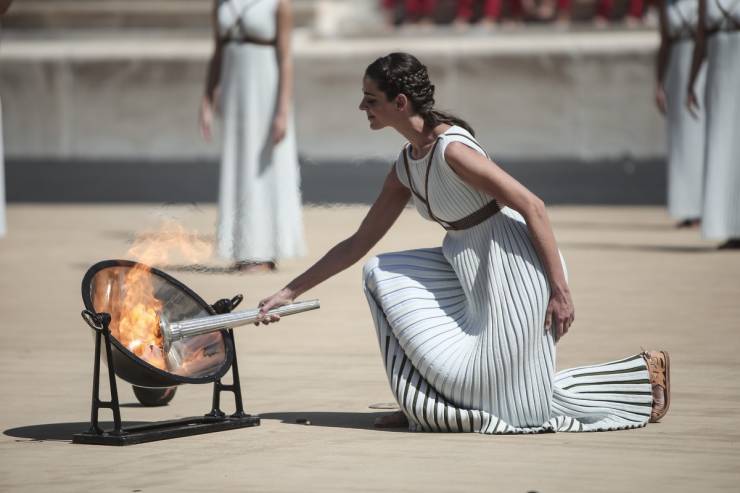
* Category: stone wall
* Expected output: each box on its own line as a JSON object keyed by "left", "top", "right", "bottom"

{"left": 0, "top": 31, "right": 664, "bottom": 163}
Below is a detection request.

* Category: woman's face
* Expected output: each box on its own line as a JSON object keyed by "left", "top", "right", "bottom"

{"left": 359, "top": 76, "right": 399, "bottom": 131}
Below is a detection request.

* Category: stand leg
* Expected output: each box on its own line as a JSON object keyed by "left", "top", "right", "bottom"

{"left": 207, "top": 296, "right": 248, "bottom": 419}
{"left": 102, "top": 328, "right": 123, "bottom": 434}
{"left": 228, "top": 329, "right": 247, "bottom": 418}
{"left": 80, "top": 310, "right": 124, "bottom": 436}
{"left": 88, "top": 330, "right": 104, "bottom": 435}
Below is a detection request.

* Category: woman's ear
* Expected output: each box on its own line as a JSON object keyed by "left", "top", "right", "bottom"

{"left": 395, "top": 94, "right": 409, "bottom": 112}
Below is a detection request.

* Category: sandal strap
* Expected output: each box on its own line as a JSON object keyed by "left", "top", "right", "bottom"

{"left": 643, "top": 351, "right": 667, "bottom": 388}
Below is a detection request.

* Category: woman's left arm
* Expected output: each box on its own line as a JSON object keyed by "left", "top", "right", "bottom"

{"left": 272, "top": 0, "right": 293, "bottom": 144}
{"left": 445, "top": 142, "right": 574, "bottom": 341}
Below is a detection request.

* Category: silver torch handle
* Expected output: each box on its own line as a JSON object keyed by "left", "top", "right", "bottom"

{"left": 160, "top": 299, "right": 320, "bottom": 350}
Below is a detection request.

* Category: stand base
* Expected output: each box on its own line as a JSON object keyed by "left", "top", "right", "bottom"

{"left": 72, "top": 415, "right": 260, "bottom": 446}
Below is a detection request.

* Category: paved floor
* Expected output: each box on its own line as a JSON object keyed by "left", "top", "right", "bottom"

{"left": 0, "top": 204, "right": 738, "bottom": 492}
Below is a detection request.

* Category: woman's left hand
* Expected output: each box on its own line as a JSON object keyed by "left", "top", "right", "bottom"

{"left": 271, "top": 111, "right": 288, "bottom": 145}
{"left": 545, "top": 288, "right": 575, "bottom": 342}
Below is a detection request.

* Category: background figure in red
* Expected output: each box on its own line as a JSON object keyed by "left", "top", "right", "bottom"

{"left": 456, "top": 0, "right": 536, "bottom": 24}
{"left": 382, "top": 0, "right": 437, "bottom": 25}
{"left": 456, "top": 0, "right": 501, "bottom": 25}
{"left": 595, "top": 0, "right": 646, "bottom": 25}
{"left": 406, "top": 0, "right": 437, "bottom": 23}
{"left": 454, "top": 0, "right": 527, "bottom": 25}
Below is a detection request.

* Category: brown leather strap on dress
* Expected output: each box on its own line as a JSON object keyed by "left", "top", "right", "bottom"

{"left": 716, "top": 0, "right": 740, "bottom": 29}
{"left": 403, "top": 133, "right": 500, "bottom": 231}
{"left": 442, "top": 199, "right": 501, "bottom": 231}
{"left": 221, "top": 34, "right": 276, "bottom": 46}
{"left": 706, "top": 0, "right": 740, "bottom": 35}
{"left": 402, "top": 145, "right": 428, "bottom": 204}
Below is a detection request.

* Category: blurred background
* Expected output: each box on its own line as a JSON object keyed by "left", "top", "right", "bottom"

{"left": 1, "top": 0, "right": 663, "bottom": 205}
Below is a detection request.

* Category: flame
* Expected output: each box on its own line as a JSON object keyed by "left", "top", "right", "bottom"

{"left": 126, "top": 219, "right": 213, "bottom": 267}
{"left": 107, "top": 219, "right": 213, "bottom": 370}
{"left": 112, "top": 263, "right": 166, "bottom": 369}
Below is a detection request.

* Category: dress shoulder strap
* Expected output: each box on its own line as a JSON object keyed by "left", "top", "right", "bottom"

{"left": 401, "top": 144, "right": 429, "bottom": 205}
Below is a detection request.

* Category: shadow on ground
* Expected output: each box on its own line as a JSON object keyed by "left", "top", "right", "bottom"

{"left": 4, "top": 421, "right": 149, "bottom": 442}
{"left": 5, "top": 412, "right": 407, "bottom": 442}
{"left": 258, "top": 411, "right": 405, "bottom": 432}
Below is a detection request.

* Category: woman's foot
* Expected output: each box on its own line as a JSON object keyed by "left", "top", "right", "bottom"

{"left": 234, "top": 261, "right": 276, "bottom": 273}
{"left": 718, "top": 239, "right": 740, "bottom": 250}
{"left": 374, "top": 410, "right": 409, "bottom": 429}
{"left": 675, "top": 218, "right": 701, "bottom": 229}
{"left": 642, "top": 350, "right": 671, "bottom": 423}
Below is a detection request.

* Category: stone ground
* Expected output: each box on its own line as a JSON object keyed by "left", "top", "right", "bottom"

{"left": 0, "top": 203, "right": 738, "bottom": 492}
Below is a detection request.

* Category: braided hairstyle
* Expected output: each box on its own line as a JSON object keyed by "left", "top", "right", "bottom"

{"left": 365, "top": 52, "right": 475, "bottom": 136}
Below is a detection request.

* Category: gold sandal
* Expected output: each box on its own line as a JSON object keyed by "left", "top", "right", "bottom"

{"left": 642, "top": 350, "right": 671, "bottom": 423}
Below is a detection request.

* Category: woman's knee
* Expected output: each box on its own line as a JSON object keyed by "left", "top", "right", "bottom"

{"left": 362, "top": 255, "right": 381, "bottom": 291}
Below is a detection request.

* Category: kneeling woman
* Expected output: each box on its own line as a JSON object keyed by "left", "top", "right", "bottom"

{"left": 258, "top": 52, "right": 670, "bottom": 433}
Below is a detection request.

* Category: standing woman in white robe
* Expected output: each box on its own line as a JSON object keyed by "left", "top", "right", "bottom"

{"left": 256, "top": 53, "right": 671, "bottom": 434}
{"left": 688, "top": 0, "right": 740, "bottom": 249}
{"left": 199, "top": 0, "right": 306, "bottom": 271}
{"left": 656, "top": 0, "right": 706, "bottom": 228}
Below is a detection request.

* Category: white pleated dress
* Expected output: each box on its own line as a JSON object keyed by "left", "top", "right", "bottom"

{"left": 665, "top": 0, "right": 706, "bottom": 221}
{"left": 216, "top": 0, "right": 305, "bottom": 262}
{"left": 701, "top": 0, "right": 740, "bottom": 240}
{"left": 363, "top": 127, "right": 653, "bottom": 433}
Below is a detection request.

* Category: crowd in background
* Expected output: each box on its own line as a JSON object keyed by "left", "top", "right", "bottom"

{"left": 381, "top": 0, "right": 656, "bottom": 27}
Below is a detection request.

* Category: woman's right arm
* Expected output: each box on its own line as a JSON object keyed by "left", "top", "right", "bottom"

{"left": 256, "top": 167, "right": 411, "bottom": 321}
{"left": 655, "top": 0, "right": 671, "bottom": 115}
{"left": 687, "top": 0, "right": 707, "bottom": 117}
{"left": 199, "top": 0, "right": 223, "bottom": 141}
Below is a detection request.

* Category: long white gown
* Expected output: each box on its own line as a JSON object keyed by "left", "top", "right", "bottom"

{"left": 665, "top": 0, "right": 706, "bottom": 221}
{"left": 701, "top": 0, "right": 740, "bottom": 240}
{"left": 363, "top": 127, "right": 653, "bottom": 433}
{"left": 216, "top": 0, "right": 305, "bottom": 262}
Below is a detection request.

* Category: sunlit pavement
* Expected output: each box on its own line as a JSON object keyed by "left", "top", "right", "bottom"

{"left": 0, "top": 203, "right": 737, "bottom": 492}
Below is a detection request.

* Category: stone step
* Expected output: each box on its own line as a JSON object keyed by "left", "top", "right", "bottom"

{"left": 2, "top": 0, "right": 318, "bottom": 30}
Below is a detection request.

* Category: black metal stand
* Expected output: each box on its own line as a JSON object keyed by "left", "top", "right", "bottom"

{"left": 207, "top": 295, "right": 248, "bottom": 419}
{"left": 73, "top": 294, "right": 260, "bottom": 446}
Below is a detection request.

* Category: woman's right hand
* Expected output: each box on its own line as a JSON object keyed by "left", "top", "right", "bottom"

{"left": 655, "top": 85, "right": 667, "bottom": 115}
{"left": 545, "top": 287, "right": 575, "bottom": 342}
{"left": 686, "top": 89, "right": 701, "bottom": 119}
{"left": 255, "top": 287, "right": 296, "bottom": 325}
{"left": 198, "top": 96, "right": 214, "bottom": 142}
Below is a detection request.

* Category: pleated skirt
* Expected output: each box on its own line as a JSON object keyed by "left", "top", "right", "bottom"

{"left": 702, "top": 32, "right": 740, "bottom": 240}
{"left": 363, "top": 209, "right": 652, "bottom": 433}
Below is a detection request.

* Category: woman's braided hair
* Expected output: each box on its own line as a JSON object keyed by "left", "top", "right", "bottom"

{"left": 365, "top": 52, "right": 475, "bottom": 136}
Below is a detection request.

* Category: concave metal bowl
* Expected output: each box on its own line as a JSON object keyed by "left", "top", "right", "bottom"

{"left": 81, "top": 260, "right": 233, "bottom": 388}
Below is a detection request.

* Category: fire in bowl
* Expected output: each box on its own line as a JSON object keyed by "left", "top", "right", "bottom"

{"left": 82, "top": 259, "right": 233, "bottom": 387}
{"left": 82, "top": 259, "right": 318, "bottom": 387}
